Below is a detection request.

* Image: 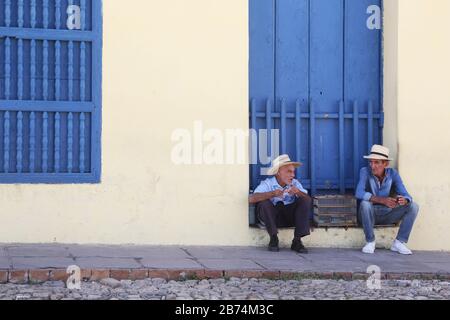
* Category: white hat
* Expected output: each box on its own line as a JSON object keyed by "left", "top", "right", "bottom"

{"left": 364, "top": 145, "right": 393, "bottom": 161}
{"left": 267, "top": 155, "right": 302, "bottom": 176}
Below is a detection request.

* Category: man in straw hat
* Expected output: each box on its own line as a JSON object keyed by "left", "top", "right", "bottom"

{"left": 356, "top": 145, "right": 419, "bottom": 255}
{"left": 249, "top": 155, "right": 312, "bottom": 253}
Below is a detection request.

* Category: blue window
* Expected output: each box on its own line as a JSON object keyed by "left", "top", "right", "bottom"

{"left": 0, "top": 0, "right": 102, "bottom": 183}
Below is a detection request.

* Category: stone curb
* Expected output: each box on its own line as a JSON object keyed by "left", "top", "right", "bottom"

{"left": 1, "top": 269, "right": 449, "bottom": 284}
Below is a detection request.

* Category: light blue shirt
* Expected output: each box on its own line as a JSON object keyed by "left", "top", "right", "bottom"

{"left": 253, "top": 176, "right": 308, "bottom": 206}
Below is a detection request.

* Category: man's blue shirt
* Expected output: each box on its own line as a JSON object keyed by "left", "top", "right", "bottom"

{"left": 355, "top": 167, "right": 412, "bottom": 203}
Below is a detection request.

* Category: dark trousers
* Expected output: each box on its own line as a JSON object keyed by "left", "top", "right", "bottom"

{"left": 257, "top": 197, "right": 311, "bottom": 238}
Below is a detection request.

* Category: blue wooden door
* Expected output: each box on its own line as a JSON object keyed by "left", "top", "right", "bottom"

{"left": 0, "top": 0, "right": 102, "bottom": 183}
{"left": 250, "top": 0, "right": 383, "bottom": 195}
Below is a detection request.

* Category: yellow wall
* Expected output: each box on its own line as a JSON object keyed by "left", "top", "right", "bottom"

{"left": 394, "top": 0, "right": 450, "bottom": 250}
{"left": 0, "top": 0, "right": 251, "bottom": 245}
{"left": 0, "top": 0, "right": 449, "bottom": 251}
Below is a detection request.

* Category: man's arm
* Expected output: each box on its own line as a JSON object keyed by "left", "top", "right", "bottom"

{"left": 355, "top": 168, "right": 373, "bottom": 201}
{"left": 393, "top": 170, "right": 413, "bottom": 203}
{"left": 249, "top": 190, "right": 280, "bottom": 205}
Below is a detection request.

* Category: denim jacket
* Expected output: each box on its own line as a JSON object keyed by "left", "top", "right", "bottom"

{"left": 355, "top": 167, "right": 412, "bottom": 203}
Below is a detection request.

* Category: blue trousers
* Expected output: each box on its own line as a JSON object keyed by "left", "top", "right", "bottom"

{"left": 358, "top": 200, "right": 419, "bottom": 243}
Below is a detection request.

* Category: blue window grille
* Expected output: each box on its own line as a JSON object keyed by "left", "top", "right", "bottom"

{"left": 0, "top": 0, "right": 102, "bottom": 183}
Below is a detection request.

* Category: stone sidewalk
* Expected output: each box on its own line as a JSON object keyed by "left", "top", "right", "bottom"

{"left": 0, "top": 244, "right": 449, "bottom": 284}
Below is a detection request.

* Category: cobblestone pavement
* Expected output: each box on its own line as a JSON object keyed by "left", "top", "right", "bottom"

{"left": 0, "top": 278, "right": 449, "bottom": 300}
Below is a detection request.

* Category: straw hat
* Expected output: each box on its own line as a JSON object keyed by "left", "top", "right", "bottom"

{"left": 364, "top": 145, "right": 393, "bottom": 161}
{"left": 267, "top": 155, "right": 302, "bottom": 176}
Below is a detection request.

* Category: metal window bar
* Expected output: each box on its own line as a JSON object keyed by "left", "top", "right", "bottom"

{"left": 249, "top": 99, "right": 383, "bottom": 195}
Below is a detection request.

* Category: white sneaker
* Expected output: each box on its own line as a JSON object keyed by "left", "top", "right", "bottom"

{"left": 391, "top": 240, "right": 413, "bottom": 255}
{"left": 362, "top": 241, "right": 376, "bottom": 254}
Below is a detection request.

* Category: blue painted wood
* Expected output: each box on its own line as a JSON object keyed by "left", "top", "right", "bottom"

{"left": 0, "top": 100, "right": 94, "bottom": 112}
{"left": 295, "top": 100, "right": 301, "bottom": 179}
{"left": 4, "top": 37, "right": 11, "bottom": 100}
{"left": 30, "top": 112, "right": 36, "bottom": 173}
{"left": 251, "top": 110, "right": 382, "bottom": 121}
{"left": 0, "top": 1, "right": 102, "bottom": 183}
{"left": 80, "top": 112, "right": 86, "bottom": 173}
{"left": 55, "top": 0, "right": 62, "bottom": 29}
{"left": 81, "top": 0, "right": 87, "bottom": 31}
{"left": 276, "top": 0, "right": 309, "bottom": 106}
{"left": 5, "top": 0, "right": 11, "bottom": 27}
{"left": 345, "top": 0, "right": 381, "bottom": 112}
{"left": 265, "top": 99, "right": 272, "bottom": 160}
{"left": 68, "top": 113, "right": 73, "bottom": 173}
{"left": 54, "top": 112, "right": 60, "bottom": 172}
{"left": 368, "top": 101, "right": 374, "bottom": 152}
{"left": 43, "top": 40, "right": 49, "bottom": 100}
{"left": 311, "top": 0, "right": 343, "bottom": 188}
{"left": 250, "top": 99, "right": 257, "bottom": 188}
{"left": 68, "top": 41, "right": 74, "bottom": 101}
{"left": 18, "top": 0, "right": 24, "bottom": 28}
{"left": 91, "top": 0, "right": 103, "bottom": 181}
{"left": 18, "top": 39, "right": 24, "bottom": 100}
{"left": 55, "top": 40, "right": 61, "bottom": 100}
{"left": 309, "top": 101, "right": 316, "bottom": 195}
{"left": 30, "top": 40, "right": 36, "bottom": 100}
{"left": 0, "top": 28, "right": 96, "bottom": 41}
{"left": 280, "top": 99, "right": 286, "bottom": 154}
{"left": 31, "top": 0, "right": 37, "bottom": 28}
{"left": 353, "top": 101, "right": 359, "bottom": 186}
{"left": 250, "top": 0, "right": 383, "bottom": 194}
{"left": 339, "top": 101, "right": 345, "bottom": 194}
{"left": 0, "top": 0, "right": 102, "bottom": 183}
{"left": 17, "top": 112, "right": 23, "bottom": 173}
{"left": 249, "top": 0, "right": 274, "bottom": 109}
{"left": 3, "top": 112, "right": 10, "bottom": 173}
{"left": 80, "top": 42, "right": 86, "bottom": 101}
{"left": 43, "top": 0, "right": 50, "bottom": 29}
{"left": 0, "top": 173, "right": 97, "bottom": 184}
{"left": 43, "top": 112, "right": 49, "bottom": 173}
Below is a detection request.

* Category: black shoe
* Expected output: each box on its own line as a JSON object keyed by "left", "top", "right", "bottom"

{"left": 268, "top": 235, "right": 279, "bottom": 252}
{"left": 291, "top": 238, "right": 308, "bottom": 254}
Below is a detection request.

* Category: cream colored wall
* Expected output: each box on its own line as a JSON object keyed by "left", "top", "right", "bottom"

{"left": 394, "top": 0, "right": 450, "bottom": 250}
{"left": 0, "top": 0, "right": 251, "bottom": 245}
{"left": 0, "top": 0, "right": 449, "bottom": 251}
{"left": 383, "top": 0, "right": 399, "bottom": 168}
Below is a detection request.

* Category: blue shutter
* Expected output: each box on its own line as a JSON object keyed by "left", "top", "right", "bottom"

{"left": 250, "top": 0, "right": 383, "bottom": 195}
{"left": 0, "top": 0, "right": 102, "bottom": 183}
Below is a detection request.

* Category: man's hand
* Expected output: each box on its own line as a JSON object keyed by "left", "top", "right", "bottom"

{"left": 381, "top": 197, "right": 398, "bottom": 208}
{"left": 287, "top": 186, "right": 308, "bottom": 198}
{"left": 371, "top": 196, "right": 398, "bottom": 208}
{"left": 397, "top": 196, "right": 408, "bottom": 206}
{"left": 271, "top": 189, "right": 285, "bottom": 198}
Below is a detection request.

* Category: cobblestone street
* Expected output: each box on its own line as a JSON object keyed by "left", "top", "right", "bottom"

{"left": 1, "top": 245, "right": 450, "bottom": 300}
{"left": 1, "top": 278, "right": 449, "bottom": 300}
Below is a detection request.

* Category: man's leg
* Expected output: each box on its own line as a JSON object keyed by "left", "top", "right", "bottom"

{"left": 376, "top": 202, "right": 420, "bottom": 243}
{"left": 277, "top": 197, "right": 311, "bottom": 253}
{"left": 292, "top": 197, "right": 311, "bottom": 238}
{"left": 257, "top": 200, "right": 283, "bottom": 252}
{"left": 359, "top": 200, "right": 376, "bottom": 243}
{"left": 256, "top": 200, "right": 279, "bottom": 237}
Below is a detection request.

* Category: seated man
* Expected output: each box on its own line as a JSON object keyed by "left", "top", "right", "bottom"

{"left": 249, "top": 155, "right": 312, "bottom": 253}
{"left": 356, "top": 145, "right": 419, "bottom": 255}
